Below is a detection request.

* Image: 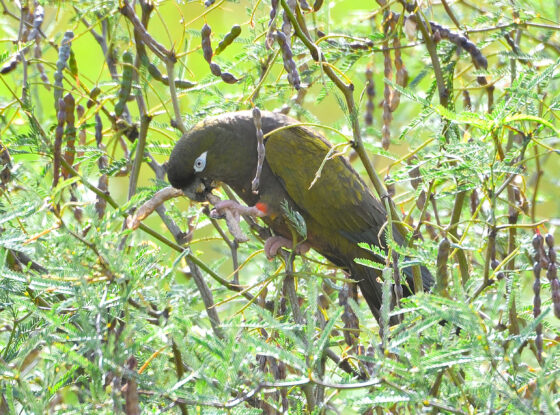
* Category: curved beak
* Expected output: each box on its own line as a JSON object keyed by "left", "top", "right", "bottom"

{"left": 182, "top": 176, "right": 217, "bottom": 202}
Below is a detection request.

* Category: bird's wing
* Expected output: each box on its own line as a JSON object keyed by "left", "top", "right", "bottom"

{"left": 265, "top": 126, "right": 387, "bottom": 246}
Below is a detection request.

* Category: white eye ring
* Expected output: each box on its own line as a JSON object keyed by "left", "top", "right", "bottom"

{"left": 193, "top": 151, "right": 207, "bottom": 173}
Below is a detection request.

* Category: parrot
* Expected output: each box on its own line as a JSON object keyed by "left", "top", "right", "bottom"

{"left": 167, "top": 110, "right": 433, "bottom": 321}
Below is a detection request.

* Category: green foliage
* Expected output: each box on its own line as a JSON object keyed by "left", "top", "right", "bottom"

{"left": 0, "top": 0, "right": 559, "bottom": 414}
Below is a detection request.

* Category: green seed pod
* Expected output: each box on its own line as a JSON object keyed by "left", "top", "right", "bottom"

{"left": 87, "top": 86, "right": 101, "bottom": 109}
{"left": 68, "top": 49, "right": 78, "bottom": 77}
{"left": 214, "top": 25, "right": 241, "bottom": 55}
{"left": 53, "top": 31, "right": 74, "bottom": 112}
{"left": 201, "top": 24, "right": 213, "bottom": 64}
{"left": 147, "top": 63, "right": 163, "bottom": 80}
{"left": 115, "top": 51, "right": 134, "bottom": 117}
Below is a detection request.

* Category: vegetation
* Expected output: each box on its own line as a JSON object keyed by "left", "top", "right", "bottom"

{"left": 0, "top": 0, "right": 559, "bottom": 413}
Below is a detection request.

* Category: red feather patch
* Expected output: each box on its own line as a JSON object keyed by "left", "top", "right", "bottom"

{"left": 255, "top": 202, "right": 268, "bottom": 215}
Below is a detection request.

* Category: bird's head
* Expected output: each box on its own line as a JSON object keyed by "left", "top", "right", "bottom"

{"left": 167, "top": 112, "right": 260, "bottom": 201}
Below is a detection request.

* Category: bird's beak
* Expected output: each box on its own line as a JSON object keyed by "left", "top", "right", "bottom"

{"left": 182, "top": 177, "right": 217, "bottom": 202}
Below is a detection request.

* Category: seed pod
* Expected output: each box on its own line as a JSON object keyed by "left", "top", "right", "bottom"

{"left": 436, "top": 238, "right": 450, "bottom": 294}
{"left": 95, "top": 114, "right": 108, "bottom": 219}
{"left": 0, "top": 55, "right": 20, "bottom": 75}
{"left": 533, "top": 260, "right": 543, "bottom": 362}
{"left": 201, "top": 24, "right": 213, "bottom": 64}
{"left": 115, "top": 51, "right": 134, "bottom": 117}
{"left": 53, "top": 98, "right": 66, "bottom": 188}
{"left": 53, "top": 31, "right": 74, "bottom": 112}
{"left": 408, "top": 165, "right": 421, "bottom": 190}
{"left": 276, "top": 31, "right": 301, "bottom": 90}
{"left": 339, "top": 284, "right": 359, "bottom": 348}
{"left": 220, "top": 72, "right": 238, "bottom": 84}
{"left": 87, "top": 86, "right": 101, "bottom": 109}
{"left": 382, "top": 39, "right": 392, "bottom": 149}
{"left": 68, "top": 50, "right": 78, "bottom": 77}
{"left": 365, "top": 67, "right": 375, "bottom": 126}
{"left": 214, "top": 25, "right": 241, "bottom": 55}
{"left": 74, "top": 105, "right": 85, "bottom": 165}
{"left": 0, "top": 143, "right": 11, "bottom": 188}
{"left": 470, "top": 189, "right": 479, "bottom": 215}
{"left": 29, "top": 5, "right": 44, "bottom": 40}
{"left": 463, "top": 90, "right": 472, "bottom": 110}
{"left": 390, "top": 36, "right": 407, "bottom": 112}
{"left": 313, "top": 0, "right": 324, "bottom": 11}
{"left": 34, "top": 43, "right": 49, "bottom": 89}
{"left": 299, "top": 0, "right": 312, "bottom": 10}
{"left": 61, "top": 93, "right": 76, "bottom": 179}
{"left": 147, "top": 62, "right": 163, "bottom": 80}
{"left": 209, "top": 62, "right": 222, "bottom": 77}
{"left": 416, "top": 189, "right": 426, "bottom": 210}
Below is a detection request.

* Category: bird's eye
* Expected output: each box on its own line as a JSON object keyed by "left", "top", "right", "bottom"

{"left": 193, "top": 151, "right": 208, "bottom": 173}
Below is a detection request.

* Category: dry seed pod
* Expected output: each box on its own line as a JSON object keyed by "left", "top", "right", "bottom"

{"left": 276, "top": 31, "right": 301, "bottom": 90}
{"left": 0, "top": 144, "right": 11, "bottom": 188}
{"left": 61, "top": 93, "right": 76, "bottom": 179}
{"left": 214, "top": 25, "right": 241, "bottom": 55}
{"left": 313, "top": 0, "right": 324, "bottom": 11}
{"left": 95, "top": 114, "right": 108, "bottom": 218}
{"left": 53, "top": 98, "right": 66, "bottom": 188}
{"left": 75, "top": 104, "right": 85, "bottom": 165}
{"left": 416, "top": 189, "right": 426, "bottom": 210}
{"left": 0, "top": 55, "right": 20, "bottom": 75}
{"left": 408, "top": 165, "right": 421, "bottom": 190}
{"left": 365, "top": 67, "right": 375, "bottom": 126}
{"left": 463, "top": 90, "right": 472, "bottom": 110}
{"left": 339, "top": 285, "right": 359, "bottom": 348}
{"left": 54, "top": 31, "right": 74, "bottom": 112}
{"left": 390, "top": 36, "right": 407, "bottom": 112}
{"left": 470, "top": 189, "right": 479, "bottom": 215}
{"left": 201, "top": 24, "right": 213, "bottom": 64}
{"left": 382, "top": 39, "right": 392, "bottom": 149}
{"left": 220, "top": 72, "right": 238, "bottom": 84}
{"left": 266, "top": 0, "right": 279, "bottom": 49}
{"left": 299, "top": 0, "right": 312, "bottom": 10}
{"left": 115, "top": 51, "right": 133, "bottom": 117}
{"left": 533, "top": 260, "right": 543, "bottom": 362}
{"left": 209, "top": 62, "right": 222, "bottom": 77}
{"left": 29, "top": 5, "right": 44, "bottom": 40}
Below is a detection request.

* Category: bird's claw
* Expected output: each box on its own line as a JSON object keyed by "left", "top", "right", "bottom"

{"left": 264, "top": 236, "right": 311, "bottom": 259}
{"left": 210, "top": 200, "right": 265, "bottom": 219}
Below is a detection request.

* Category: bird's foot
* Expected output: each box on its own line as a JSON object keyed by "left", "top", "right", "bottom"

{"left": 264, "top": 236, "right": 311, "bottom": 259}
{"left": 210, "top": 200, "right": 267, "bottom": 220}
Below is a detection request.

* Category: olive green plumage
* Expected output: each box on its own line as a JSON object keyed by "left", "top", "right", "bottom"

{"left": 167, "top": 110, "right": 433, "bottom": 320}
